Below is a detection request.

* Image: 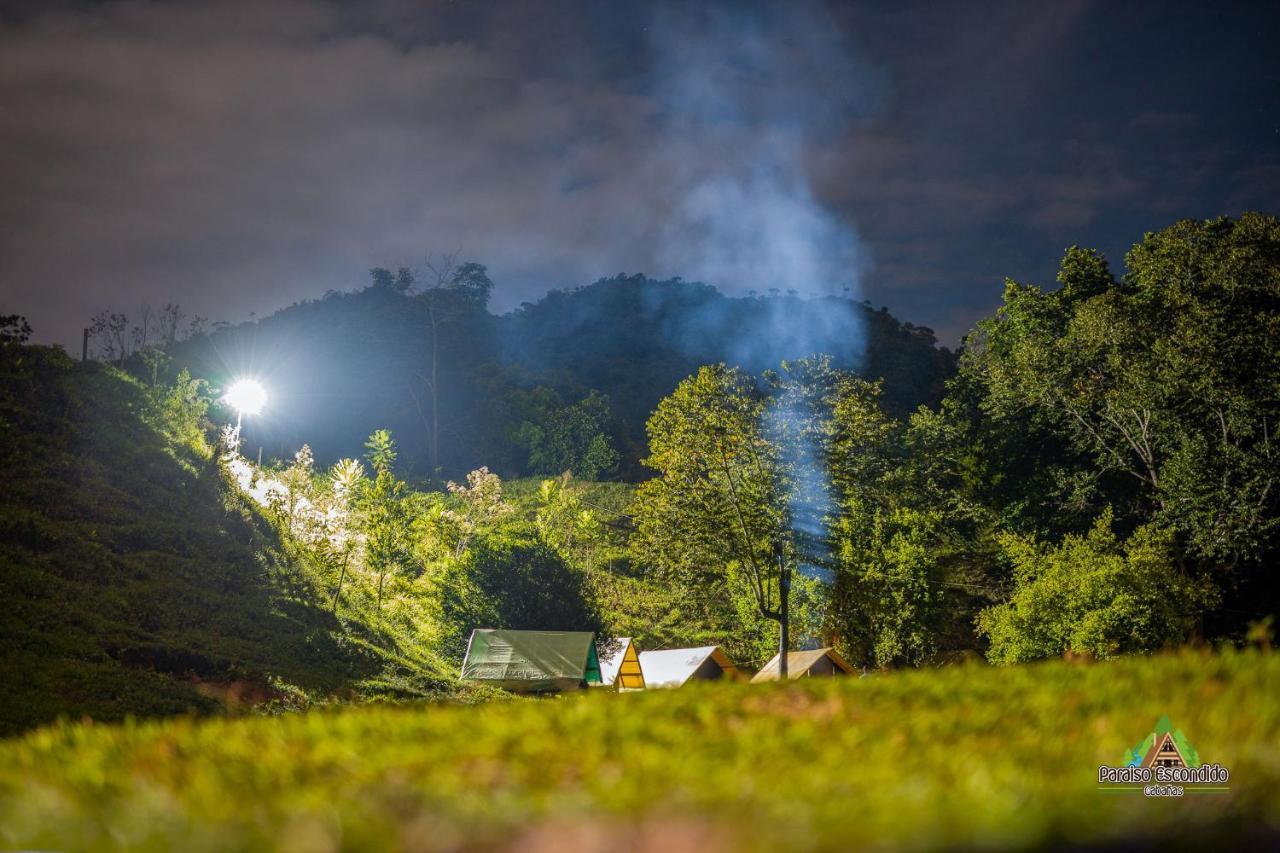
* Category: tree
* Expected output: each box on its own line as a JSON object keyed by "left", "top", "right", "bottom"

{"left": 535, "top": 476, "right": 607, "bottom": 575}
{"left": 963, "top": 214, "right": 1280, "bottom": 621}
{"left": 439, "top": 531, "right": 603, "bottom": 661}
{"left": 977, "top": 512, "right": 1216, "bottom": 663}
{"left": 821, "top": 373, "right": 952, "bottom": 667}
{"left": 360, "top": 430, "right": 412, "bottom": 613}
{"left": 0, "top": 314, "right": 32, "bottom": 346}
{"left": 408, "top": 256, "right": 496, "bottom": 473}
{"left": 972, "top": 217, "right": 1280, "bottom": 557}
{"left": 369, "top": 266, "right": 413, "bottom": 294}
{"left": 88, "top": 311, "right": 131, "bottom": 363}
{"left": 428, "top": 467, "right": 513, "bottom": 560}
{"left": 279, "top": 444, "right": 315, "bottom": 536}
{"left": 327, "top": 457, "right": 365, "bottom": 613}
{"left": 157, "top": 303, "right": 187, "bottom": 344}
{"left": 513, "top": 388, "right": 619, "bottom": 480}
{"left": 632, "top": 364, "right": 793, "bottom": 664}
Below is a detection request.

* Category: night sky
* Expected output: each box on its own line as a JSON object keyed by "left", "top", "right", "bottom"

{"left": 3, "top": 0, "right": 1278, "bottom": 349}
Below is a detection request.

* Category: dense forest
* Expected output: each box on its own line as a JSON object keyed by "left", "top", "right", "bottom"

{"left": 3, "top": 213, "right": 1278, "bottom": 735}
{"left": 155, "top": 269, "right": 953, "bottom": 481}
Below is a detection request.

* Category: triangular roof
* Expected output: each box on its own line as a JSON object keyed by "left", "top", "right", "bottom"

{"left": 461, "top": 629, "right": 601, "bottom": 692}
{"left": 1141, "top": 731, "right": 1188, "bottom": 768}
{"left": 638, "top": 646, "right": 741, "bottom": 688}
{"left": 597, "top": 638, "right": 645, "bottom": 689}
{"left": 750, "top": 648, "right": 854, "bottom": 683}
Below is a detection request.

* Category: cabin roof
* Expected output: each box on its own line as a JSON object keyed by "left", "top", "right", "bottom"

{"left": 461, "top": 629, "right": 601, "bottom": 691}
{"left": 638, "top": 646, "right": 739, "bottom": 688}
{"left": 750, "top": 647, "right": 855, "bottom": 682}
{"left": 1141, "top": 731, "right": 1187, "bottom": 767}
{"left": 597, "top": 637, "right": 635, "bottom": 685}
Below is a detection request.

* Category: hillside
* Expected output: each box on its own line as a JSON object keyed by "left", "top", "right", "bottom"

{"left": 500, "top": 276, "right": 953, "bottom": 464}
{"left": 0, "top": 345, "right": 378, "bottom": 736}
{"left": 2, "top": 649, "right": 1276, "bottom": 851}
{"left": 165, "top": 275, "right": 954, "bottom": 479}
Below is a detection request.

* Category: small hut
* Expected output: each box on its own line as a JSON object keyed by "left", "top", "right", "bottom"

{"left": 750, "top": 648, "right": 854, "bottom": 683}
{"left": 461, "top": 629, "right": 601, "bottom": 693}
{"left": 597, "top": 637, "right": 646, "bottom": 690}
{"left": 638, "top": 646, "right": 743, "bottom": 689}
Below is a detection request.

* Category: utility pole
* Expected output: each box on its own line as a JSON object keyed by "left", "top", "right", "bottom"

{"left": 777, "top": 545, "right": 791, "bottom": 680}
{"left": 81, "top": 328, "right": 89, "bottom": 362}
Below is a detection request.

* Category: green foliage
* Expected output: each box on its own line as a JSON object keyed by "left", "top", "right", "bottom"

{"left": 352, "top": 433, "right": 414, "bottom": 613}
{"left": 0, "top": 313, "right": 32, "bottom": 345}
{"left": 363, "top": 429, "right": 397, "bottom": 475}
{"left": 632, "top": 364, "right": 786, "bottom": 663}
{"left": 978, "top": 512, "right": 1218, "bottom": 663}
{"left": 9, "top": 212, "right": 1277, "bottom": 741}
{"left": 835, "top": 505, "right": 942, "bottom": 668}
{"left": 822, "top": 373, "right": 948, "bottom": 667}
{"left": 2, "top": 650, "right": 1276, "bottom": 850}
{"left": 164, "top": 275, "right": 953, "bottom": 479}
{"left": 146, "top": 368, "right": 210, "bottom": 456}
{"left": 512, "top": 388, "right": 619, "bottom": 480}
{"left": 0, "top": 345, "right": 376, "bottom": 736}
{"left": 439, "top": 530, "right": 604, "bottom": 660}
{"left": 448, "top": 261, "right": 496, "bottom": 309}
{"left": 966, "top": 215, "right": 1280, "bottom": 567}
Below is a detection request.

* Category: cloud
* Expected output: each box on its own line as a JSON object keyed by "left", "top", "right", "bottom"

{"left": 0, "top": 0, "right": 879, "bottom": 347}
{"left": 0, "top": 2, "right": 605, "bottom": 343}
{"left": 1, "top": 0, "right": 1276, "bottom": 349}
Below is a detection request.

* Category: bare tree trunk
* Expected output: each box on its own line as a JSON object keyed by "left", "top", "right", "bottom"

{"left": 331, "top": 552, "right": 349, "bottom": 614}
{"left": 430, "top": 319, "right": 439, "bottom": 472}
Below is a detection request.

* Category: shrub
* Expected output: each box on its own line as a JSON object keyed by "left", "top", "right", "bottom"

{"left": 978, "top": 511, "right": 1217, "bottom": 663}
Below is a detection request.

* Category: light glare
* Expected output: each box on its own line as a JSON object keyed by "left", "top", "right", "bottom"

{"left": 225, "top": 379, "right": 268, "bottom": 416}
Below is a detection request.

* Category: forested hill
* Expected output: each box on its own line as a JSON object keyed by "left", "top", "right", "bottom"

{"left": 166, "top": 274, "right": 953, "bottom": 480}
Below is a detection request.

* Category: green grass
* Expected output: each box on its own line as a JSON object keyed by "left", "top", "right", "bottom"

{"left": 0, "top": 347, "right": 377, "bottom": 736}
{"left": 3, "top": 649, "right": 1277, "bottom": 851}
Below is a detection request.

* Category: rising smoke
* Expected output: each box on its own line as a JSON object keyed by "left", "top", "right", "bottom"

{"left": 645, "top": 0, "right": 878, "bottom": 306}
{"left": 641, "top": 1, "right": 874, "bottom": 622}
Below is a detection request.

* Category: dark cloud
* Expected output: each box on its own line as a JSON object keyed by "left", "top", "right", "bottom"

{"left": 1, "top": 0, "right": 1277, "bottom": 350}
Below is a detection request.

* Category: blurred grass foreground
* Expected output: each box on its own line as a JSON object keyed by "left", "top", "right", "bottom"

{"left": 2, "top": 648, "right": 1278, "bottom": 852}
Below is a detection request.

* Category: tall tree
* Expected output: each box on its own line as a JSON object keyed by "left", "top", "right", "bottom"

{"left": 967, "top": 215, "right": 1280, "bottom": 569}
{"left": 961, "top": 214, "right": 1280, "bottom": 632}
{"left": 408, "top": 257, "right": 495, "bottom": 474}
{"left": 632, "top": 364, "right": 796, "bottom": 664}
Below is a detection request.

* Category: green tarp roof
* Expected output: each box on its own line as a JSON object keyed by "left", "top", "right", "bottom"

{"left": 461, "top": 629, "right": 601, "bottom": 692}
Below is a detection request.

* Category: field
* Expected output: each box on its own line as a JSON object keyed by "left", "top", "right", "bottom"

{"left": 2, "top": 648, "right": 1277, "bottom": 852}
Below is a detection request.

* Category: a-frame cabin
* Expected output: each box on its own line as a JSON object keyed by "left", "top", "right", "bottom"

{"left": 1142, "top": 731, "right": 1188, "bottom": 769}
{"left": 597, "top": 637, "right": 646, "bottom": 690}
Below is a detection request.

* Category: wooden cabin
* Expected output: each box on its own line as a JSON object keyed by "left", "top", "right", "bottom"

{"left": 460, "top": 629, "right": 601, "bottom": 693}
{"left": 750, "top": 648, "right": 855, "bottom": 683}
{"left": 597, "top": 637, "right": 645, "bottom": 690}
{"left": 638, "top": 646, "right": 744, "bottom": 688}
{"left": 1142, "top": 731, "right": 1188, "bottom": 769}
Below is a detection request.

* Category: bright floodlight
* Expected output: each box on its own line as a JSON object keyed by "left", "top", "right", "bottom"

{"left": 225, "top": 379, "right": 268, "bottom": 416}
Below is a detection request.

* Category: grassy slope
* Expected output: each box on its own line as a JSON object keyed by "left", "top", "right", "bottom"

{"left": 0, "top": 347, "right": 374, "bottom": 736}
{"left": 2, "top": 649, "right": 1277, "bottom": 851}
